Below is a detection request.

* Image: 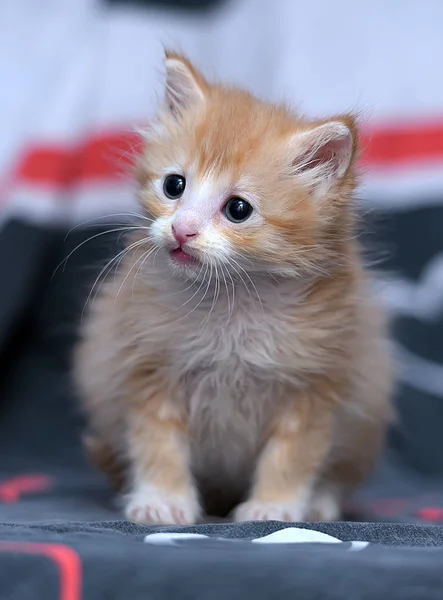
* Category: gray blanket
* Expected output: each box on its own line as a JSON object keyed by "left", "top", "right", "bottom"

{"left": 1, "top": 520, "right": 443, "bottom": 599}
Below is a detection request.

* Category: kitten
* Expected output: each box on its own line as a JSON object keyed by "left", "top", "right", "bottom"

{"left": 74, "top": 52, "right": 393, "bottom": 525}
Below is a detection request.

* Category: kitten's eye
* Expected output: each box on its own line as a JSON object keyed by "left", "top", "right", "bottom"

{"left": 223, "top": 197, "right": 253, "bottom": 223}
{"left": 163, "top": 174, "right": 186, "bottom": 199}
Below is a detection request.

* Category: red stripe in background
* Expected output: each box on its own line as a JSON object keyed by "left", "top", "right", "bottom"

{"left": 361, "top": 120, "right": 443, "bottom": 167}
{"left": 13, "top": 119, "right": 443, "bottom": 188}
{"left": 14, "top": 132, "right": 141, "bottom": 187}
{"left": 15, "top": 130, "right": 141, "bottom": 187}
{"left": 0, "top": 541, "right": 82, "bottom": 600}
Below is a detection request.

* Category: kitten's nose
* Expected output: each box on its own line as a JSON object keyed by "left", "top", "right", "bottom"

{"left": 171, "top": 223, "right": 199, "bottom": 245}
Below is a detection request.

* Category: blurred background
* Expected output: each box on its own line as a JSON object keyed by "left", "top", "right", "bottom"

{"left": 0, "top": 0, "right": 442, "bottom": 524}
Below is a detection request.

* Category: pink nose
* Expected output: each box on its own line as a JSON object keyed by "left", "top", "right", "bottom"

{"left": 172, "top": 224, "right": 199, "bottom": 245}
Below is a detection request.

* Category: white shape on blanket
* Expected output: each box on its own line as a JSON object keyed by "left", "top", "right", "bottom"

{"left": 252, "top": 528, "right": 341, "bottom": 544}
{"left": 143, "top": 527, "right": 369, "bottom": 551}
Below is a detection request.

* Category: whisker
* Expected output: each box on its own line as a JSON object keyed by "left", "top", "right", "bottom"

{"left": 153, "top": 263, "right": 210, "bottom": 328}
{"left": 230, "top": 257, "right": 264, "bottom": 314}
{"left": 169, "top": 274, "right": 200, "bottom": 296}
{"left": 201, "top": 260, "right": 220, "bottom": 330}
{"left": 223, "top": 262, "right": 236, "bottom": 323}
{"left": 55, "top": 226, "right": 149, "bottom": 278}
{"left": 177, "top": 263, "right": 209, "bottom": 310}
{"left": 63, "top": 212, "right": 154, "bottom": 241}
{"left": 228, "top": 247, "right": 255, "bottom": 267}
{"left": 190, "top": 262, "right": 213, "bottom": 323}
{"left": 219, "top": 263, "right": 233, "bottom": 324}
{"left": 227, "top": 259, "right": 256, "bottom": 310}
{"left": 81, "top": 237, "right": 149, "bottom": 320}
{"left": 131, "top": 245, "right": 162, "bottom": 298}
{"left": 115, "top": 244, "right": 157, "bottom": 303}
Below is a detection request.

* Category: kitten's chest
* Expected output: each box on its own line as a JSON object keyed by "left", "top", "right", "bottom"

{"left": 169, "top": 292, "right": 299, "bottom": 420}
{"left": 167, "top": 295, "right": 293, "bottom": 501}
{"left": 177, "top": 311, "right": 278, "bottom": 431}
{"left": 177, "top": 300, "right": 282, "bottom": 375}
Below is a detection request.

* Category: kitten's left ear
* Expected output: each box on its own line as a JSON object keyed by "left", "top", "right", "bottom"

{"left": 289, "top": 118, "right": 357, "bottom": 191}
{"left": 164, "top": 51, "right": 207, "bottom": 117}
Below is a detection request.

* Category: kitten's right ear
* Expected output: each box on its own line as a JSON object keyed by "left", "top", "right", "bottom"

{"left": 164, "top": 51, "right": 207, "bottom": 117}
{"left": 289, "top": 118, "right": 358, "bottom": 196}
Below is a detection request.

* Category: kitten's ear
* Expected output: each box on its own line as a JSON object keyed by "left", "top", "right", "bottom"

{"left": 164, "top": 51, "right": 207, "bottom": 117}
{"left": 289, "top": 118, "right": 357, "bottom": 192}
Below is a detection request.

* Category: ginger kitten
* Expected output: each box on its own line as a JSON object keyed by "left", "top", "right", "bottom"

{"left": 74, "top": 52, "right": 393, "bottom": 525}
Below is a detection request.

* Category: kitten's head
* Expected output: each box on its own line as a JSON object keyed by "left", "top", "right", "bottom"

{"left": 138, "top": 52, "right": 359, "bottom": 280}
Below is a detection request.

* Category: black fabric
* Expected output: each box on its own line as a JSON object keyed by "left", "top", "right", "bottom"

{"left": 0, "top": 222, "right": 59, "bottom": 361}
{"left": 365, "top": 203, "right": 443, "bottom": 479}
{"left": 0, "top": 220, "right": 119, "bottom": 473}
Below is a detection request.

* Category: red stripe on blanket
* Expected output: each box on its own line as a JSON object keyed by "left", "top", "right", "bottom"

{"left": 13, "top": 119, "right": 443, "bottom": 187}
{"left": 0, "top": 542, "right": 82, "bottom": 600}
{"left": 0, "top": 474, "right": 54, "bottom": 503}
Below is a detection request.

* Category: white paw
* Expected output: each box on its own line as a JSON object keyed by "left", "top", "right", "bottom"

{"left": 234, "top": 500, "right": 306, "bottom": 523}
{"left": 125, "top": 484, "right": 200, "bottom": 525}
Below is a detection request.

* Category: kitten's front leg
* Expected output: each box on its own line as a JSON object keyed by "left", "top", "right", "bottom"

{"left": 234, "top": 392, "right": 335, "bottom": 523}
{"left": 125, "top": 386, "right": 201, "bottom": 525}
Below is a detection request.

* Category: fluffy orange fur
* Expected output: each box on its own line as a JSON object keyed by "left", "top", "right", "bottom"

{"left": 74, "top": 52, "right": 393, "bottom": 524}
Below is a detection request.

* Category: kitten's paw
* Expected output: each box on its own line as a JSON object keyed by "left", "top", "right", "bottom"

{"left": 308, "top": 487, "right": 342, "bottom": 522}
{"left": 125, "top": 485, "right": 200, "bottom": 525}
{"left": 234, "top": 500, "right": 306, "bottom": 523}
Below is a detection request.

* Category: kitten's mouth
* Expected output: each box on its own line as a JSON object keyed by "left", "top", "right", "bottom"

{"left": 169, "top": 246, "right": 198, "bottom": 265}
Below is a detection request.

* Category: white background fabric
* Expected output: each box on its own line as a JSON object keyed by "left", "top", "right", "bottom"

{"left": 0, "top": 0, "right": 442, "bottom": 224}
